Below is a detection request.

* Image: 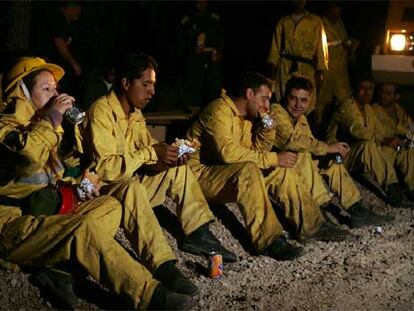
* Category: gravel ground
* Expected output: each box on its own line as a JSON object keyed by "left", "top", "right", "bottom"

{"left": 0, "top": 183, "right": 413, "bottom": 311}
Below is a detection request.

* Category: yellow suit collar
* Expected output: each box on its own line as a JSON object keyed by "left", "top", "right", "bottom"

{"left": 220, "top": 90, "right": 242, "bottom": 117}
{"left": 107, "top": 90, "right": 146, "bottom": 123}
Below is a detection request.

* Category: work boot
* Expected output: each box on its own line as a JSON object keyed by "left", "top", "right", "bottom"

{"left": 321, "top": 203, "right": 351, "bottom": 226}
{"left": 264, "top": 236, "right": 304, "bottom": 261}
{"left": 386, "top": 183, "right": 404, "bottom": 207}
{"left": 32, "top": 268, "right": 79, "bottom": 310}
{"left": 407, "top": 190, "right": 414, "bottom": 202}
{"left": 154, "top": 261, "right": 199, "bottom": 296}
{"left": 181, "top": 224, "right": 238, "bottom": 262}
{"left": 305, "top": 222, "right": 352, "bottom": 242}
{"left": 148, "top": 284, "right": 193, "bottom": 311}
{"left": 348, "top": 201, "right": 394, "bottom": 229}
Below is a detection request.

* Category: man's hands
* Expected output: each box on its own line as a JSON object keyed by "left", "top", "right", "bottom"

{"left": 76, "top": 170, "right": 100, "bottom": 202}
{"left": 382, "top": 136, "right": 402, "bottom": 150}
{"left": 327, "top": 142, "right": 350, "bottom": 158}
{"left": 153, "top": 143, "right": 190, "bottom": 167}
{"left": 277, "top": 151, "right": 298, "bottom": 168}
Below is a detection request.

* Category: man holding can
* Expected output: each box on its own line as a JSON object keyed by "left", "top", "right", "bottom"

{"left": 266, "top": 76, "right": 391, "bottom": 229}
{"left": 371, "top": 82, "right": 414, "bottom": 202}
{"left": 186, "top": 72, "right": 352, "bottom": 260}
{"left": 326, "top": 73, "right": 410, "bottom": 208}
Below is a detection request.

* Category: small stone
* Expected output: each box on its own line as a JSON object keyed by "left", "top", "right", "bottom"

{"left": 10, "top": 278, "right": 18, "bottom": 287}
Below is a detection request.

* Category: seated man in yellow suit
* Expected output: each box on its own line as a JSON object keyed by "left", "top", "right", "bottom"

{"left": 78, "top": 52, "right": 237, "bottom": 297}
{"left": 268, "top": 76, "right": 391, "bottom": 228}
{"left": 186, "top": 72, "right": 351, "bottom": 259}
{"left": 371, "top": 82, "right": 414, "bottom": 202}
{"left": 326, "top": 73, "right": 406, "bottom": 207}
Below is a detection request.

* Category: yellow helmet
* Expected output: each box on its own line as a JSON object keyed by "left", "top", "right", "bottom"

{"left": 3, "top": 57, "right": 65, "bottom": 94}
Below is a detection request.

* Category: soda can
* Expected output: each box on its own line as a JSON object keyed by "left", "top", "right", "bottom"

{"left": 261, "top": 113, "right": 274, "bottom": 129}
{"left": 334, "top": 154, "right": 343, "bottom": 164}
{"left": 64, "top": 105, "right": 86, "bottom": 125}
{"left": 208, "top": 251, "right": 223, "bottom": 279}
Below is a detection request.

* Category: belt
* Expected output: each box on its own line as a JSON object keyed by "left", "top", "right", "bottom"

{"left": 281, "top": 53, "right": 315, "bottom": 73}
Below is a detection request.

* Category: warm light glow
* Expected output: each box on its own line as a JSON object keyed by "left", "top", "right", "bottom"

{"left": 390, "top": 34, "right": 407, "bottom": 51}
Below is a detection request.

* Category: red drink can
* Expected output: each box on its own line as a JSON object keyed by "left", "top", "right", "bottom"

{"left": 208, "top": 251, "right": 223, "bottom": 279}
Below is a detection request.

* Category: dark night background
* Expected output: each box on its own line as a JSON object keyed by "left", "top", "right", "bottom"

{"left": 0, "top": 1, "right": 390, "bottom": 111}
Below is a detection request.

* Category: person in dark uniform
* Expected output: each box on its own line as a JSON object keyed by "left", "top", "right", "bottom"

{"left": 32, "top": 1, "right": 83, "bottom": 95}
{"left": 177, "top": 0, "right": 223, "bottom": 109}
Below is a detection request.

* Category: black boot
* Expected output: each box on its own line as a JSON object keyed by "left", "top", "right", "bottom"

{"left": 321, "top": 203, "right": 351, "bottom": 226}
{"left": 154, "top": 261, "right": 199, "bottom": 296}
{"left": 407, "top": 190, "right": 414, "bottom": 202}
{"left": 181, "top": 224, "right": 238, "bottom": 262}
{"left": 148, "top": 284, "right": 193, "bottom": 311}
{"left": 264, "top": 236, "right": 304, "bottom": 261}
{"left": 305, "top": 222, "right": 352, "bottom": 242}
{"left": 348, "top": 201, "right": 394, "bottom": 229}
{"left": 32, "top": 268, "right": 79, "bottom": 310}
{"left": 386, "top": 183, "right": 404, "bottom": 206}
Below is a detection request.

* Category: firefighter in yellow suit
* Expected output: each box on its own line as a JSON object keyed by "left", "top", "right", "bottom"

{"left": 186, "top": 72, "right": 351, "bottom": 253}
{"left": 317, "top": 2, "right": 353, "bottom": 128}
{"left": 326, "top": 74, "right": 405, "bottom": 206}
{"left": 79, "top": 53, "right": 236, "bottom": 272}
{"left": 267, "top": 0, "right": 328, "bottom": 115}
{"left": 0, "top": 57, "right": 192, "bottom": 310}
{"left": 268, "top": 76, "right": 391, "bottom": 228}
{"left": 371, "top": 83, "right": 414, "bottom": 201}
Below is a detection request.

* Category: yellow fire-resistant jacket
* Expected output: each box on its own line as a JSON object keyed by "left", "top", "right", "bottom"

{"left": 186, "top": 91, "right": 279, "bottom": 169}
{"left": 0, "top": 85, "right": 66, "bottom": 198}
{"left": 371, "top": 102, "right": 413, "bottom": 138}
{"left": 268, "top": 11, "right": 329, "bottom": 71}
{"left": 267, "top": 11, "right": 329, "bottom": 110}
{"left": 81, "top": 90, "right": 158, "bottom": 183}
{"left": 322, "top": 17, "right": 349, "bottom": 69}
{"left": 326, "top": 98, "right": 387, "bottom": 144}
{"left": 270, "top": 103, "right": 329, "bottom": 155}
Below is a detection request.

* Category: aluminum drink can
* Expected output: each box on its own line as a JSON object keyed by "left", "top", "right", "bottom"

{"left": 334, "top": 154, "right": 343, "bottom": 164}
{"left": 208, "top": 251, "right": 223, "bottom": 279}
{"left": 261, "top": 113, "right": 274, "bottom": 129}
{"left": 64, "top": 105, "right": 86, "bottom": 125}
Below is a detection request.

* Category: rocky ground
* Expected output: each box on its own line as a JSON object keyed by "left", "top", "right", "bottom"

{"left": 0, "top": 183, "right": 413, "bottom": 311}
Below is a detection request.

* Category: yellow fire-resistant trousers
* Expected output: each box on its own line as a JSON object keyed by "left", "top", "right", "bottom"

{"left": 316, "top": 65, "right": 351, "bottom": 125}
{"left": 0, "top": 196, "right": 158, "bottom": 310}
{"left": 137, "top": 165, "right": 215, "bottom": 235}
{"left": 293, "top": 152, "right": 361, "bottom": 209}
{"left": 382, "top": 146, "right": 414, "bottom": 191}
{"left": 264, "top": 165, "right": 325, "bottom": 239}
{"left": 189, "top": 161, "right": 283, "bottom": 252}
{"left": 101, "top": 179, "right": 177, "bottom": 272}
{"left": 345, "top": 141, "right": 399, "bottom": 191}
{"left": 103, "top": 164, "right": 215, "bottom": 271}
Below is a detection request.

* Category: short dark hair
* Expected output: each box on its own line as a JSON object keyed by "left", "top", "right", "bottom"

{"left": 284, "top": 76, "right": 313, "bottom": 99}
{"left": 22, "top": 69, "right": 52, "bottom": 94}
{"left": 114, "top": 52, "right": 158, "bottom": 92}
{"left": 227, "top": 72, "right": 272, "bottom": 98}
{"left": 352, "top": 71, "right": 374, "bottom": 91}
